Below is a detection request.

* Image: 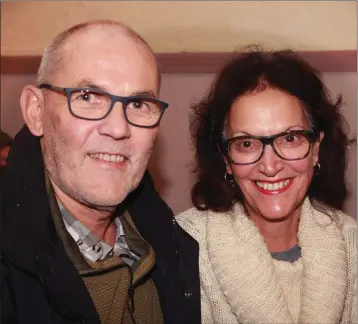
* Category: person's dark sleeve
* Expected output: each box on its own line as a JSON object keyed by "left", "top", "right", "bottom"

{"left": 0, "top": 260, "right": 18, "bottom": 324}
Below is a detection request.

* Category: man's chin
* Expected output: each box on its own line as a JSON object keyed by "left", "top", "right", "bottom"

{"left": 83, "top": 198, "right": 123, "bottom": 212}
{"left": 82, "top": 190, "right": 131, "bottom": 211}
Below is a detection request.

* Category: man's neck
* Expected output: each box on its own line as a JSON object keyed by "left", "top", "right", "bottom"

{"left": 53, "top": 182, "right": 117, "bottom": 245}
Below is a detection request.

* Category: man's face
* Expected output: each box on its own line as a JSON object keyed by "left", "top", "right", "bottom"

{"left": 0, "top": 145, "right": 10, "bottom": 167}
{"left": 40, "top": 27, "right": 160, "bottom": 210}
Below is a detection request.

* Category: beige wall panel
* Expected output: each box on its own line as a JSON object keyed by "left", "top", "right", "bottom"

{"left": 1, "top": 1, "right": 356, "bottom": 55}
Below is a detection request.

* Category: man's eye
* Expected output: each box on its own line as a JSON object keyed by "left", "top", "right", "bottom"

{"left": 80, "top": 92, "right": 91, "bottom": 101}
{"left": 73, "top": 91, "right": 96, "bottom": 102}
{"left": 128, "top": 100, "right": 150, "bottom": 110}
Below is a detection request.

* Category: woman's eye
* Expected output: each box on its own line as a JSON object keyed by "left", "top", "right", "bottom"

{"left": 241, "top": 141, "right": 252, "bottom": 148}
{"left": 285, "top": 134, "right": 296, "bottom": 142}
{"left": 133, "top": 101, "right": 144, "bottom": 109}
{"left": 233, "top": 140, "right": 256, "bottom": 151}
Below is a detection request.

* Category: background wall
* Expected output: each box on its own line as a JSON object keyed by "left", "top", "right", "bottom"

{"left": 1, "top": 1, "right": 356, "bottom": 55}
{"left": 1, "top": 1, "right": 356, "bottom": 217}
{"left": 1, "top": 72, "right": 357, "bottom": 217}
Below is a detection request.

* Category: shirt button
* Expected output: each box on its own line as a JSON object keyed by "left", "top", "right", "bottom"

{"left": 184, "top": 290, "right": 193, "bottom": 299}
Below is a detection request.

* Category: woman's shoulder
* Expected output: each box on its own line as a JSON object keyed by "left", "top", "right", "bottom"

{"left": 332, "top": 210, "right": 357, "bottom": 250}
{"left": 312, "top": 202, "right": 356, "bottom": 235}
{"left": 334, "top": 210, "right": 357, "bottom": 232}
{"left": 175, "top": 207, "right": 210, "bottom": 242}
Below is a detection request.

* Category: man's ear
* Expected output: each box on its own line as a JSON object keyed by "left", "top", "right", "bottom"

{"left": 20, "top": 85, "right": 45, "bottom": 136}
{"left": 313, "top": 131, "right": 324, "bottom": 165}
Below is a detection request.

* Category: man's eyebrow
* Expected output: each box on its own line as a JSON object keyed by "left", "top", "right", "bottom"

{"left": 130, "top": 90, "right": 157, "bottom": 98}
{"left": 73, "top": 79, "right": 157, "bottom": 98}
{"left": 73, "top": 79, "right": 106, "bottom": 91}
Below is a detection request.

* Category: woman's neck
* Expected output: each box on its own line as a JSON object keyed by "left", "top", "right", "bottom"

{"left": 245, "top": 205, "right": 301, "bottom": 253}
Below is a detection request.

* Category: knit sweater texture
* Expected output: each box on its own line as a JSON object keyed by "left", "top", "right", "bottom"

{"left": 176, "top": 198, "right": 357, "bottom": 324}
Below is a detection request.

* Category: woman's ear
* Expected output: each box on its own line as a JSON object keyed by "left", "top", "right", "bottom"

{"left": 313, "top": 131, "right": 324, "bottom": 165}
{"left": 20, "top": 85, "right": 45, "bottom": 136}
{"left": 223, "top": 156, "right": 233, "bottom": 174}
{"left": 217, "top": 140, "right": 233, "bottom": 174}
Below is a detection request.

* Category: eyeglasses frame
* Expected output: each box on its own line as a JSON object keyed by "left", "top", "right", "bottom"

{"left": 223, "top": 129, "right": 318, "bottom": 165}
{"left": 39, "top": 83, "right": 169, "bottom": 128}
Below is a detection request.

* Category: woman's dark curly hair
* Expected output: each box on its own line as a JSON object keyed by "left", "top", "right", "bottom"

{"left": 190, "top": 46, "right": 355, "bottom": 212}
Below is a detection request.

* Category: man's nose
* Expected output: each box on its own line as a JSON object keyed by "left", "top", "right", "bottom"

{"left": 97, "top": 102, "right": 131, "bottom": 139}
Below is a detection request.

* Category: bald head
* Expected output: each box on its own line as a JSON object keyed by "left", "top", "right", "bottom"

{"left": 36, "top": 20, "right": 159, "bottom": 86}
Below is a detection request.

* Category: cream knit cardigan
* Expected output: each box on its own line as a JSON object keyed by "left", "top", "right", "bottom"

{"left": 176, "top": 198, "right": 357, "bottom": 324}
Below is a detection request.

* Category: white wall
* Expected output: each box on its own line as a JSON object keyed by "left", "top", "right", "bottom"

{"left": 1, "top": 72, "right": 356, "bottom": 217}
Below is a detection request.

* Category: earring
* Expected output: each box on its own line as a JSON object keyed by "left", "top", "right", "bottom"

{"left": 224, "top": 171, "right": 236, "bottom": 186}
{"left": 314, "top": 162, "right": 321, "bottom": 176}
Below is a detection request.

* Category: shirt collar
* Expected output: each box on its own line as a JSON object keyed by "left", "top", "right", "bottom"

{"left": 57, "top": 199, "right": 140, "bottom": 265}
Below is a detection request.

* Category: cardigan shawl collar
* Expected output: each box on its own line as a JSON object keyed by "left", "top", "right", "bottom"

{"left": 183, "top": 199, "right": 349, "bottom": 324}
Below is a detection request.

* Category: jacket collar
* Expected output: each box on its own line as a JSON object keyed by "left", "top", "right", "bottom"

{"left": 1, "top": 124, "right": 177, "bottom": 258}
{"left": 1, "top": 125, "right": 56, "bottom": 256}
{"left": 0, "top": 125, "right": 100, "bottom": 321}
{"left": 0, "top": 125, "right": 199, "bottom": 323}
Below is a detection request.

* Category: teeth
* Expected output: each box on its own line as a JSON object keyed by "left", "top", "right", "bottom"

{"left": 256, "top": 179, "right": 290, "bottom": 191}
{"left": 89, "top": 153, "right": 125, "bottom": 163}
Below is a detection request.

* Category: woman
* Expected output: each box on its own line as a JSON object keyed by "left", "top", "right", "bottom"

{"left": 176, "top": 48, "right": 356, "bottom": 324}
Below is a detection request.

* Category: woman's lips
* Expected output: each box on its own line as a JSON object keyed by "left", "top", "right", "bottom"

{"left": 253, "top": 178, "right": 293, "bottom": 195}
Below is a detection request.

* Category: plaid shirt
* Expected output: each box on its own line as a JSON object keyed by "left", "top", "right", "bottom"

{"left": 58, "top": 201, "right": 141, "bottom": 266}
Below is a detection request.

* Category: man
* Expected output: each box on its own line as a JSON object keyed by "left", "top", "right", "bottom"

{"left": 0, "top": 131, "right": 12, "bottom": 169}
{"left": 0, "top": 20, "right": 200, "bottom": 324}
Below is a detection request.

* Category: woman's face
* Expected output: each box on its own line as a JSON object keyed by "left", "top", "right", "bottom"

{"left": 225, "top": 88, "right": 322, "bottom": 221}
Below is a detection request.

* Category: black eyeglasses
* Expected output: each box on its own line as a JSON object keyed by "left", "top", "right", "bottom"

{"left": 223, "top": 130, "right": 318, "bottom": 165}
{"left": 39, "top": 83, "right": 169, "bottom": 128}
